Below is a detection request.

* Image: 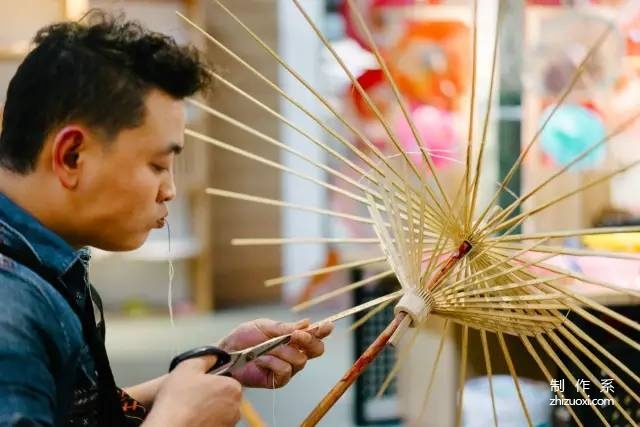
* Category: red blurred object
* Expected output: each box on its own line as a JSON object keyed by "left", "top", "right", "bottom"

{"left": 349, "top": 69, "right": 386, "bottom": 118}
{"left": 623, "top": 10, "right": 640, "bottom": 56}
{"left": 388, "top": 20, "right": 470, "bottom": 110}
{"left": 579, "top": 100, "right": 604, "bottom": 119}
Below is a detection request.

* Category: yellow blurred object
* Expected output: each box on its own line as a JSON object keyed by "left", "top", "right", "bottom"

{"left": 240, "top": 398, "right": 266, "bottom": 427}
{"left": 581, "top": 232, "right": 640, "bottom": 252}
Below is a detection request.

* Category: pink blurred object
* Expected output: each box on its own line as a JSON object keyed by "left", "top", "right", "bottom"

{"left": 393, "top": 104, "right": 457, "bottom": 170}
{"left": 528, "top": 254, "right": 640, "bottom": 294}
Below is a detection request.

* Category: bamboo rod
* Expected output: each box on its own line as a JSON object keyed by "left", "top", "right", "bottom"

{"left": 440, "top": 250, "right": 556, "bottom": 298}
{"left": 347, "top": 298, "right": 394, "bottom": 334}
{"left": 231, "top": 237, "right": 380, "bottom": 246}
{"left": 440, "top": 302, "right": 568, "bottom": 311}
{"left": 303, "top": 239, "right": 472, "bottom": 425}
{"left": 436, "top": 309, "right": 560, "bottom": 323}
{"left": 468, "top": 1, "right": 503, "bottom": 232}
{"left": 442, "top": 316, "right": 554, "bottom": 337}
{"left": 438, "top": 292, "right": 566, "bottom": 304}
{"left": 344, "top": 0, "right": 452, "bottom": 211}
{"left": 416, "top": 320, "right": 450, "bottom": 425}
{"left": 513, "top": 256, "right": 640, "bottom": 300}
{"left": 497, "top": 333, "right": 533, "bottom": 427}
{"left": 486, "top": 225, "right": 640, "bottom": 243}
{"left": 487, "top": 109, "right": 640, "bottom": 230}
{"left": 375, "top": 327, "right": 419, "bottom": 398}
{"left": 565, "top": 302, "right": 640, "bottom": 352}
{"left": 492, "top": 242, "right": 640, "bottom": 261}
{"left": 536, "top": 335, "right": 611, "bottom": 427}
{"left": 291, "top": 0, "right": 448, "bottom": 220}
{"left": 541, "top": 279, "right": 640, "bottom": 335}
{"left": 455, "top": 325, "right": 469, "bottom": 427}
{"left": 205, "top": 188, "right": 374, "bottom": 224}
{"left": 301, "top": 312, "right": 407, "bottom": 426}
{"left": 563, "top": 319, "right": 640, "bottom": 388}
{"left": 177, "top": 12, "right": 386, "bottom": 181}
{"left": 434, "top": 275, "right": 567, "bottom": 300}
{"left": 312, "top": 290, "right": 403, "bottom": 326}
{"left": 293, "top": 270, "right": 395, "bottom": 312}
{"left": 463, "top": 0, "right": 479, "bottom": 233}
{"left": 520, "top": 337, "right": 583, "bottom": 427}
{"left": 557, "top": 326, "right": 640, "bottom": 405}
{"left": 198, "top": 72, "right": 446, "bottom": 229}
{"left": 192, "top": 82, "right": 445, "bottom": 230}
{"left": 485, "top": 157, "right": 640, "bottom": 236}
{"left": 546, "top": 331, "right": 636, "bottom": 426}
{"left": 186, "top": 98, "right": 368, "bottom": 192}
{"left": 206, "top": 2, "right": 440, "bottom": 218}
{"left": 486, "top": 253, "right": 640, "bottom": 351}
{"left": 265, "top": 256, "right": 387, "bottom": 287}
{"left": 480, "top": 330, "right": 499, "bottom": 427}
{"left": 442, "top": 237, "right": 551, "bottom": 294}
{"left": 186, "top": 129, "right": 373, "bottom": 206}
{"left": 472, "top": 25, "right": 613, "bottom": 231}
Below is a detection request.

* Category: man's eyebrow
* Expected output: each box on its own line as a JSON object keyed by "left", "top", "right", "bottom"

{"left": 160, "top": 142, "right": 183, "bottom": 155}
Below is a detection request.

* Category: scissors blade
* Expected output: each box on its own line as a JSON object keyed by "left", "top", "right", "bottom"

{"left": 218, "top": 334, "right": 293, "bottom": 375}
{"left": 243, "top": 334, "right": 292, "bottom": 361}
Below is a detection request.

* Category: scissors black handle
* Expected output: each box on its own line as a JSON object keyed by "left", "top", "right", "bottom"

{"left": 169, "top": 346, "right": 232, "bottom": 376}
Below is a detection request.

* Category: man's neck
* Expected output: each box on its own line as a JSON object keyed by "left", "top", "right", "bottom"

{"left": 0, "top": 168, "right": 77, "bottom": 247}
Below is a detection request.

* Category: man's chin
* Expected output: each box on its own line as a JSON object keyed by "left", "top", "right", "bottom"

{"left": 93, "top": 233, "right": 149, "bottom": 252}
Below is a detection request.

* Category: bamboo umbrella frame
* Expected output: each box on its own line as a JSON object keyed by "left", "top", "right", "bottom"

{"left": 176, "top": 1, "right": 640, "bottom": 426}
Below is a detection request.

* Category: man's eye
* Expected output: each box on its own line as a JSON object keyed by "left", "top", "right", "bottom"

{"left": 151, "top": 164, "right": 168, "bottom": 173}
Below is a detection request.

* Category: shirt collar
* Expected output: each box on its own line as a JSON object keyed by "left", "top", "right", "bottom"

{"left": 0, "top": 191, "right": 88, "bottom": 282}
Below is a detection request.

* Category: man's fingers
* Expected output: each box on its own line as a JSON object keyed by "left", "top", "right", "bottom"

{"left": 269, "top": 345, "right": 308, "bottom": 374}
{"left": 290, "top": 330, "right": 325, "bottom": 359}
{"left": 255, "top": 355, "right": 293, "bottom": 388}
{"left": 205, "top": 375, "right": 243, "bottom": 398}
{"left": 174, "top": 354, "right": 220, "bottom": 374}
{"left": 254, "top": 318, "right": 310, "bottom": 338}
{"left": 311, "top": 322, "right": 334, "bottom": 339}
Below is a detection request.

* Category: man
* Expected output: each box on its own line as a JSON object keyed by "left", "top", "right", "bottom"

{"left": 0, "top": 11, "right": 332, "bottom": 427}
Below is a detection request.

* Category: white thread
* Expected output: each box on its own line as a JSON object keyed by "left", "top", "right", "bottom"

{"left": 166, "top": 219, "right": 176, "bottom": 331}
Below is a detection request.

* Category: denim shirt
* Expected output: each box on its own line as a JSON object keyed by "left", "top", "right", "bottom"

{"left": 0, "top": 193, "right": 125, "bottom": 426}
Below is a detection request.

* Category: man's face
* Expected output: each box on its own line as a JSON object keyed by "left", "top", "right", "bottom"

{"left": 73, "top": 89, "right": 185, "bottom": 251}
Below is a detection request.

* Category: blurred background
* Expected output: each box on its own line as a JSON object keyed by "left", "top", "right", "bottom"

{"left": 2, "top": 0, "right": 640, "bottom": 426}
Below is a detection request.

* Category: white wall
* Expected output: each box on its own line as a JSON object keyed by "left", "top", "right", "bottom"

{"left": 277, "top": 0, "right": 328, "bottom": 302}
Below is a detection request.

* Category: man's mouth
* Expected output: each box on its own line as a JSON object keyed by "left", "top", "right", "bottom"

{"left": 156, "top": 217, "right": 167, "bottom": 228}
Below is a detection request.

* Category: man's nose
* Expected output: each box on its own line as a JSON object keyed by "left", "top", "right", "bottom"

{"left": 158, "top": 176, "right": 176, "bottom": 203}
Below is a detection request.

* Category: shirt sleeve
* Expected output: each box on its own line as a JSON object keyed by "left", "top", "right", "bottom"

{"left": 0, "top": 277, "right": 64, "bottom": 427}
{"left": 118, "top": 388, "right": 147, "bottom": 426}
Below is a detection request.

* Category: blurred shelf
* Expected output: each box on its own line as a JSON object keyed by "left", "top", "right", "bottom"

{"left": 0, "top": 43, "right": 29, "bottom": 61}
{"left": 91, "top": 237, "right": 201, "bottom": 262}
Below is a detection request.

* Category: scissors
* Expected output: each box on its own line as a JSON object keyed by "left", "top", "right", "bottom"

{"left": 168, "top": 333, "right": 294, "bottom": 376}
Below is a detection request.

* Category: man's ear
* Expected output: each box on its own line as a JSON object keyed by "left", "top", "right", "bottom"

{"left": 51, "top": 126, "right": 86, "bottom": 189}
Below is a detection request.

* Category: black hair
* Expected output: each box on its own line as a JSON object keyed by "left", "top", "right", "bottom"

{"left": 0, "top": 10, "right": 211, "bottom": 173}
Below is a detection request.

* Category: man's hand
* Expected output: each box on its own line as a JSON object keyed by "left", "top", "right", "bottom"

{"left": 143, "top": 354, "right": 242, "bottom": 427}
{"left": 218, "top": 318, "right": 333, "bottom": 388}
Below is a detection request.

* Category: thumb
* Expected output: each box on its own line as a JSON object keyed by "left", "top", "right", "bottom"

{"left": 173, "top": 354, "right": 220, "bottom": 374}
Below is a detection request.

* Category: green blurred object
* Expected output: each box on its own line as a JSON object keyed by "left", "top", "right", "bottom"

{"left": 122, "top": 298, "right": 152, "bottom": 317}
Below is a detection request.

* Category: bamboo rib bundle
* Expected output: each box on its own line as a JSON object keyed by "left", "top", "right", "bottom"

{"left": 179, "top": 1, "right": 640, "bottom": 426}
